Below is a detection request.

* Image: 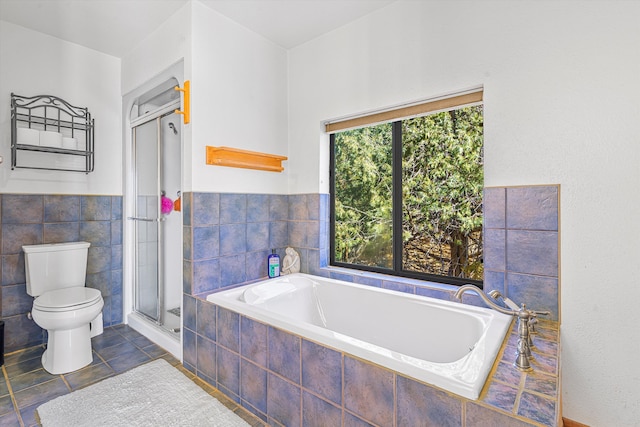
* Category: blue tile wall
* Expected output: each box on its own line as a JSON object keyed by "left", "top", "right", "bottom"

{"left": 183, "top": 192, "right": 328, "bottom": 296}
{"left": 183, "top": 186, "right": 558, "bottom": 325}
{"left": 220, "top": 193, "right": 247, "bottom": 224}
{"left": 0, "top": 194, "right": 124, "bottom": 352}
{"left": 183, "top": 187, "right": 560, "bottom": 426}
{"left": 484, "top": 185, "right": 560, "bottom": 320}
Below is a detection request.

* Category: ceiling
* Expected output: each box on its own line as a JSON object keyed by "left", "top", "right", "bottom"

{"left": 0, "top": 0, "right": 396, "bottom": 57}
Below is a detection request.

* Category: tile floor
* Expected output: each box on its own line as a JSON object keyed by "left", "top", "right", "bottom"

{"left": 0, "top": 325, "right": 266, "bottom": 427}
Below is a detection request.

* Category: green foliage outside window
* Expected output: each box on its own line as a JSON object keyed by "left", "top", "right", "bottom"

{"left": 334, "top": 123, "right": 394, "bottom": 269}
{"left": 332, "top": 105, "right": 484, "bottom": 283}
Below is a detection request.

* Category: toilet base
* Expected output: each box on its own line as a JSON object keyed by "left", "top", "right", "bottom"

{"left": 42, "top": 324, "right": 93, "bottom": 374}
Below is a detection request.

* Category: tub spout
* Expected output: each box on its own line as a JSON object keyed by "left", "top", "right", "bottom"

{"left": 453, "top": 285, "right": 515, "bottom": 316}
{"left": 487, "top": 290, "right": 520, "bottom": 311}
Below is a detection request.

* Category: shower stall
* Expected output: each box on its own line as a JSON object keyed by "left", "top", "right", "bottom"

{"left": 123, "top": 66, "right": 183, "bottom": 359}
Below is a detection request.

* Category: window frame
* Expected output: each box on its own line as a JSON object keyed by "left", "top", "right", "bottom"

{"left": 329, "top": 107, "right": 483, "bottom": 288}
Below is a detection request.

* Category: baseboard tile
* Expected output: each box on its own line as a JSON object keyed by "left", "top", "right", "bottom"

{"left": 563, "top": 417, "right": 590, "bottom": 427}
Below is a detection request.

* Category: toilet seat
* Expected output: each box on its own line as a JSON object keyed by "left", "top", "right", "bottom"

{"left": 34, "top": 287, "right": 102, "bottom": 312}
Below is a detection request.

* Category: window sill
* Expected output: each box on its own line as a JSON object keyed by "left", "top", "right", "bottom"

{"left": 314, "top": 265, "right": 462, "bottom": 300}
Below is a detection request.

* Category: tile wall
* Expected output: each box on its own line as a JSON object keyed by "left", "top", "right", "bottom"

{"left": 483, "top": 186, "right": 559, "bottom": 320}
{"left": 183, "top": 185, "right": 560, "bottom": 426}
{"left": 0, "top": 194, "right": 124, "bottom": 352}
{"left": 182, "top": 192, "right": 328, "bottom": 297}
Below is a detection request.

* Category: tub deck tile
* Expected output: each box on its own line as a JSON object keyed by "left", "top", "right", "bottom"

{"left": 517, "top": 391, "right": 557, "bottom": 427}
{"left": 217, "top": 345, "right": 240, "bottom": 395}
{"left": 301, "top": 339, "right": 342, "bottom": 405}
{"left": 196, "top": 335, "right": 216, "bottom": 380}
{"left": 267, "top": 373, "right": 301, "bottom": 427}
{"left": 240, "top": 359, "right": 268, "bottom": 413}
{"left": 344, "top": 356, "right": 394, "bottom": 427}
{"left": 240, "top": 316, "right": 268, "bottom": 367}
{"left": 396, "top": 375, "right": 462, "bottom": 427}
{"left": 481, "top": 380, "right": 518, "bottom": 414}
{"left": 344, "top": 411, "right": 376, "bottom": 427}
{"left": 302, "top": 391, "right": 342, "bottom": 427}
{"left": 217, "top": 307, "right": 240, "bottom": 352}
{"left": 465, "top": 401, "right": 539, "bottom": 427}
{"left": 524, "top": 371, "right": 558, "bottom": 397}
{"left": 493, "top": 360, "right": 524, "bottom": 385}
{"left": 197, "top": 299, "right": 217, "bottom": 341}
{"left": 268, "top": 326, "right": 301, "bottom": 384}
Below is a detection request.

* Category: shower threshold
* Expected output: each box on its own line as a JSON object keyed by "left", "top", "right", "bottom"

{"left": 127, "top": 312, "right": 182, "bottom": 360}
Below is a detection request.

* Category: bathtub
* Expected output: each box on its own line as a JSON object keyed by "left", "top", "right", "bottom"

{"left": 206, "top": 273, "right": 512, "bottom": 400}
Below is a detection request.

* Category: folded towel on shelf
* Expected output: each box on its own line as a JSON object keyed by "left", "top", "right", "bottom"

{"left": 40, "top": 131, "right": 63, "bottom": 148}
{"left": 17, "top": 128, "right": 39, "bottom": 145}
{"left": 62, "top": 137, "right": 77, "bottom": 150}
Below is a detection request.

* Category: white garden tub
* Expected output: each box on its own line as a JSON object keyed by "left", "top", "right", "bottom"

{"left": 207, "top": 273, "right": 512, "bottom": 399}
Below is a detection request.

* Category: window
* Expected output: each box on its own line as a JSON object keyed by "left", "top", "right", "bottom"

{"left": 329, "top": 91, "right": 484, "bottom": 286}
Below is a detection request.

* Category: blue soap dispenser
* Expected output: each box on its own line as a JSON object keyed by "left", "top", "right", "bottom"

{"left": 268, "top": 249, "right": 280, "bottom": 278}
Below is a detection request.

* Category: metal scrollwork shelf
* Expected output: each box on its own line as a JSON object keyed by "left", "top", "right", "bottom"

{"left": 10, "top": 93, "right": 94, "bottom": 173}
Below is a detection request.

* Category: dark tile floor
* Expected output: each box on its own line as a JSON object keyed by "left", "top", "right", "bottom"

{"left": 0, "top": 325, "right": 266, "bottom": 427}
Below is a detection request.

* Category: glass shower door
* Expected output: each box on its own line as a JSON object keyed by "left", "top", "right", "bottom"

{"left": 132, "top": 118, "right": 163, "bottom": 323}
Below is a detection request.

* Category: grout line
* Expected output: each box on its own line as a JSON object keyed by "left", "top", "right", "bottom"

{"left": 59, "top": 374, "right": 73, "bottom": 392}
{"left": 2, "top": 364, "right": 25, "bottom": 427}
{"left": 513, "top": 367, "right": 528, "bottom": 415}
{"left": 461, "top": 399, "right": 466, "bottom": 426}
{"left": 393, "top": 373, "right": 397, "bottom": 427}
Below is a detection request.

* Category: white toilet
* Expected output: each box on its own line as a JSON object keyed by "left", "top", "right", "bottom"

{"left": 23, "top": 241, "right": 104, "bottom": 374}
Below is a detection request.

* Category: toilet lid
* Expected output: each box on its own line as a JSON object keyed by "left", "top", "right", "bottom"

{"left": 34, "top": 288, "right": 102, "bottom": 311}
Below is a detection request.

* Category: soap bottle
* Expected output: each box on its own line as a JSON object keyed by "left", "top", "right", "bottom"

{"left": 268, "top": 249, "right": 280, "bottom": 278}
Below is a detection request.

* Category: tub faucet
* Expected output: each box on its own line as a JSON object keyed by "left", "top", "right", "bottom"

{"left": 488, "top": 291, "right": 549, "bottom": 336}
{"left": 454, "top": 285, "right": 550, "bottom": 372}
{"left": 453, "top": 285, "right": 514, "bottom": 316}
{"left": 489, "top": 290, "right": 538, "bottom": 348}
{"left": 487, "top": 290, "right": 520, "bottom": 311}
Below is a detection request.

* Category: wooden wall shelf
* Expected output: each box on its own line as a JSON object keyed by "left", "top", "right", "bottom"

{"left": 206, "top": 146, "right": 287, "bottom": 172}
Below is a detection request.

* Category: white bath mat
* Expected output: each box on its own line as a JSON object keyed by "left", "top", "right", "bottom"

{"left": 36, "top": 359, "right": 250, "bottom": 427}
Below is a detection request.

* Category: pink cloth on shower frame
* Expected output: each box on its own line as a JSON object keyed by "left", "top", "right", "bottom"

{"left": 161, "top": 195, "right": 173, "bottom": 214}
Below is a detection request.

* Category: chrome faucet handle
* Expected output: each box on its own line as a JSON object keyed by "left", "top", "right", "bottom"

{"left": 532, "top": 310, "right": 551, "bottom": 316}
{"left": 526, "top": 309, "right": 551, "bottom": 333}
{"left": 528, "top": 312, "right": 539, "bottom": 334}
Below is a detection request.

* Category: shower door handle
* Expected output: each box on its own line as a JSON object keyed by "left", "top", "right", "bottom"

{"left": 127, "top": 216, "right": 166, "bottom": 222}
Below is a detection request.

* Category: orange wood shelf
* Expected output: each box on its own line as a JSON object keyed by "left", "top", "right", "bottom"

{"left": 205, "top": 146, "right": 287, "bottom": 172}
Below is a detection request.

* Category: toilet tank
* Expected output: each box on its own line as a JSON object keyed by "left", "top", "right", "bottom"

{"left": 22, "top": 242, "right": 91, "bottom": 297}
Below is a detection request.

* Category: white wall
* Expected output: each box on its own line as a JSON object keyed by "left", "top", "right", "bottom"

{"left": 121, "top": 2, "right": 191, "bottom": 97}
{"left": 189, "top": 1, "right": 288, "bottom": 194}
{"left": 122, "top": 1, "right": 288, "bottom": 195}
{"left": 288, "top": 1, "right": 640, "bottom": 426}
{"left": 121, "top": 1, "right": 192, "bottom": 193}
{"left": 0, "top": 20, "right": 122, "bottom": 195}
